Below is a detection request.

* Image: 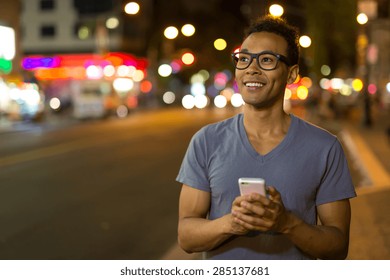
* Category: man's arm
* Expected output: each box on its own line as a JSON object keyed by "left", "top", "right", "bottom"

{"left": 282, "top": 199, "right": 351, "bottom": 259}
{"left": 178, "top": 184, "right": 248, "bottom": 253}
{"left": 232, "top": 187, "right": 352, "bottom": 259}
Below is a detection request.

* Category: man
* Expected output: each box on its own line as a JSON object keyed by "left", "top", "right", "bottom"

{"left": 176, "top": 15, "right": 356, "bottom": 260}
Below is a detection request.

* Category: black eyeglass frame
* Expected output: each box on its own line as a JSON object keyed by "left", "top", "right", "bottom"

{"left": 231, "top": 51, "right": 291, "bottom": 71}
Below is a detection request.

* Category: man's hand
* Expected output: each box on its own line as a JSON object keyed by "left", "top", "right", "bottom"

{"left": 231, "top": 186, "right": 291, "bottom": 233}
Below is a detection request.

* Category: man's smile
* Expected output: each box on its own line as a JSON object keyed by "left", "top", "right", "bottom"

{"left": 244, "top": 81, "right": 266, "bottom": 90}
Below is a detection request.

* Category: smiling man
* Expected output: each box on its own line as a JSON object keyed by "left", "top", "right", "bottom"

{"left": 176, "top": 15, "right": 356, "bottom": 260}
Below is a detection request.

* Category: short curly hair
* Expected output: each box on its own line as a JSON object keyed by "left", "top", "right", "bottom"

{"left": 245, "top": 15, "right": 300, "bottom": 66}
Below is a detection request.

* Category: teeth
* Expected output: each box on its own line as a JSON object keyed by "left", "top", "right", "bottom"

{"left": 245, "top": 82, "right": 263, "bottom": 87}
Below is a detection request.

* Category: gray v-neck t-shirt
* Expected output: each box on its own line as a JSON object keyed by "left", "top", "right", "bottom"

{"left": 177, "top": 113, "right": 356, "bottom": 259}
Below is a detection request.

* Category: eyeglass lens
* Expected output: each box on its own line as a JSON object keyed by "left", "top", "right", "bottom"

{"left": 233, "top": 52, "right": 279, "bottom": 70}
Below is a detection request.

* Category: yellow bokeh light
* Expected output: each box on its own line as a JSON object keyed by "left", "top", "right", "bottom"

{"left": 357, "top": 13, "right": 368, "bottom": 25}
{"left": 340, "top": 84, "right": 352, "bottom": 96}
{"left": 182, "top": 52, "right": 195, "bottom": 65}
{"left": 133, "top": 70, "right": 145, "bottom": 82}
{"left": 301, "top": 77, "right": 313, "bottom": 88}
{"left": 269, "top": 4, "right": 284, "bottom": 17}
{"left": 106, "top": 17, "right": 119, "bottom": 29}
{"left": 214, "top": 38, "right": 227, "bottom": 51}
{"left": 352, "top": 79, "right": 364, "bottom": 92}
{"left": 299, "top": 35, "right": 312, "bottom": 48}
{"left": 181, "top": 24, "right": 195, "bottom": 37}
{"left": 297, "top": 86, "right": 309, "bottom": 100}
{"left": 124, "top": 2, "right": 140, "bottom": 15}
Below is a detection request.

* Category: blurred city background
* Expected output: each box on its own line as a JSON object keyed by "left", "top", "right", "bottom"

{"left": 0, "top": 0, "right": 389, "bottom": 260}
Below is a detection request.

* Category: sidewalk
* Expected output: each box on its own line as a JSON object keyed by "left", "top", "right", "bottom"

{"left": 341, "top": 110, "right": 390, "bottom": 259}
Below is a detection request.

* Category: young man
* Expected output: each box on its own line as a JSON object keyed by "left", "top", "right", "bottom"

{"left": 176, "top": 15, "right": 356, "bottom": 260}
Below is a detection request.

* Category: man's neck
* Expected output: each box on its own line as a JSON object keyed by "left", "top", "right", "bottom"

{"left": 243, "top": 105, "right": 291, "bottom": 137}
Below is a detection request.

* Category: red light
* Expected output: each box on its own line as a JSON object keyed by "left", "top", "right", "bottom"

{"left": 140, "top": 80, "right": 152, "bottom": 93}
{"left": 368, "top": 84, "right": 377, "bottom": 94}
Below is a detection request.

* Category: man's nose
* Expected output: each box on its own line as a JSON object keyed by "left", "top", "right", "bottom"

{"left": 246, "top": 58, "right": 262, "bottom": 74}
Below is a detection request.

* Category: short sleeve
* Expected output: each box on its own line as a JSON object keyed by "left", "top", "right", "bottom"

{"left": 176, "top": 128, "right": 211, "bottom": 192}
{"left": 316, "top": 139, "right": 356, "bottom": 205}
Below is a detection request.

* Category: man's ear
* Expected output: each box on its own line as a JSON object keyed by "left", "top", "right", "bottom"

{"left": 287, "top": 64, "right": 299, "bottom": 85}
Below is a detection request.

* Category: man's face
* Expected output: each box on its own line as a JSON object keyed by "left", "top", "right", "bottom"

{"left": 235, "top": 31, "right": 298, "bottom": 109}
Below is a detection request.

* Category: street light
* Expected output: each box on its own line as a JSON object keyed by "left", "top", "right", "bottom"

{"left": 181, "top": 52, "right": 195, "bottom": 65}
{"left": 105, "top": 17, "right": 119, "bottom": 29}
{"left": 269, "top": 4, "right": 284, "bottom": 17}
{"left": 124, "top": 2, "right": 140, "bottom": 15}
{"left": 214, "top": 38, "right": 227, "bottom": 51}
{"left": 299, "top": 35, "right": 312, "bottom": 48}
{"left": 164, "top": 26, "right": 179, "bottom": 40}
{"left": 181, "top": 24, "right": 195, "bottom": 37}
{"left": 357, "top": 13, "right": 369, "bottom": 25}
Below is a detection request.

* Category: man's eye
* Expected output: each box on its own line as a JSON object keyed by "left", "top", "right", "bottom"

{"left": 238, "top": 56, "right": 249, "bottom": 62}
{"left": 260, "top": 56, "right": 274, "bottom": 64}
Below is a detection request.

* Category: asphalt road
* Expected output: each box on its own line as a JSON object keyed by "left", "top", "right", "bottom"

{"left": 0, "top": 107, "right": 238, "bottom": 259}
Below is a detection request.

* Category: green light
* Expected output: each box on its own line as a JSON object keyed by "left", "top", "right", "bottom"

{"left": 0, "top": 58, "right": 12, "bottom": 73}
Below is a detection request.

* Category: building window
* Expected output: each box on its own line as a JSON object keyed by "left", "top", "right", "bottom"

{"left": 41, "top": 25, "right": 56, "bottom": 38}
{"left": 73, "top": 0, "right": 113, "bottom": 14}
{"left": 40, "top": 0, "right": 55, "bottom": 11}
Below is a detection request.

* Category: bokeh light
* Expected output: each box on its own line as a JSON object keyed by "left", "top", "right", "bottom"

{"left": 124, "top": 2, "right": 140, "bottom": 15}
{"left": 106, "top": 17, "right": 119, "bottom": 29}
{"left": 214, "top": 38, "right": 227, "bottom": 51}
{"left": 352, "top": 79, "right": 364, "bottom": 92}
{"left": 181, "top": 24, "right": 195, "bottom": 37}
{"left": 158, "top": 64, "right": 172, "bottom": 77}
{"left": 357, "top": 13, "right": 368, "bottom": 25}
{"left": 214, "top": 95, "right": 227, "bottom": 108}
{"left": 340, "top": 84, "right": 352, "bottom": 96}
{"left": 194, "top": 94, "right": 208, "bottom": 109}
{"left": 191, "top": 82, "right": 206, "bottom": 96}
{"left": 269, "top": 4, "right": 284, "bottom": 17}
{"left": 297, "top": 86, "right": 309, "bottom": 100}
{"left": 231, "top": 93, "right": 244, "bottom": 107}
{"left": 182, "top": 94, "right": 195, "bottom": 109}
{"left": 163, "top": 91, "right": 176, "bottom": 104}
{"left": 49, "top": 97, "right": 61, "bottom": 110}
{"left": 368, "top": 84, "right": 377, "bottom": 94}
{"left": 86, "top": 65, "right": 103, "bottom": 79}
{"left": 140, "top": 80, "right": 152, "bottom": 93}
{"left": 181, "top": 52, "right": 195, "bottom": 65}
{"left": 299, "top": 35, "right": 312, "bottom": 48}
{"left": 113, "top": 78, "right": 134, "bottom": 92}
{"left": 116, "top": 105, "right": 129, "bottom": 118}
{"left": 164, "top": 26, "right": 179, "bottom": 39}
{"left": 321, "top": 65, "right": 331, "bottom": 76}
{"left": 133, "top": 69, "right": 145, "bottom": 82}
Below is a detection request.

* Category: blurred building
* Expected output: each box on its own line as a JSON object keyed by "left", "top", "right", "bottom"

{"left": 0, "top": 0, "right": 22, "bottom": 75}
{"left": 364, "top": 0, "right": 390, "bottom": 99}
{"left": 357, "top": 0, "right": 390, "bottom": 108}
{"left": 21, "top": 0, "right": 124, "bottom": 54}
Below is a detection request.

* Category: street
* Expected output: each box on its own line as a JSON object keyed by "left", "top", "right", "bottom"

{"left": 1, "top": 106, "right": 389, "bottom": 260}
{"left": 0, "top": 107, "right": 238, "bottom": 259}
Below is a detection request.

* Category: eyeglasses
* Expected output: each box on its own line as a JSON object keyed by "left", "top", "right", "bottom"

{"left": 231, "top": 51, "right": 291, "bottom": 71}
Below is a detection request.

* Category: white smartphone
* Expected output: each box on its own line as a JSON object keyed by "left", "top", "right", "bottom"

{"left": 238, "top": 177, "right": 266, "bottom": 196}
